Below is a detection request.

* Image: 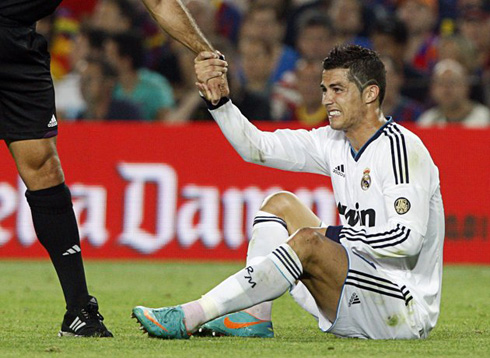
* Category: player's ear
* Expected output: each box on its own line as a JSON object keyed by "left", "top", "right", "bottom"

{"left": 363, "top": 84, "right": 380, "bottom": 105}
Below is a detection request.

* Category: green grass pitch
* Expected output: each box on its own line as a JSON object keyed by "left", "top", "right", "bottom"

{"left": 0, "top": 260, "right": 488, "bottom": 358}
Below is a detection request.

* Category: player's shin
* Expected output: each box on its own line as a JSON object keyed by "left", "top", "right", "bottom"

{"left": 245, "top": 211, "right": 290, "bottom": 320}
{"left": 182, "top": 244, "right": 302, "bottom": 332}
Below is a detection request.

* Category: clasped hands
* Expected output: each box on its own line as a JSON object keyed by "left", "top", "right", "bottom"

{"left": 194, "top": 51, "right": 229, "bottom": 104}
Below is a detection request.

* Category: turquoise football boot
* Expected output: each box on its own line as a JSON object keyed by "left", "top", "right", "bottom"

{"left": 196, "top": 311, "right": 274, "bottom": 338}
{"left": 132, "top": 305, "right": 190, "bottom": 339}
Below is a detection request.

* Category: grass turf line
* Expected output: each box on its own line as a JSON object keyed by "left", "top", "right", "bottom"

{"left": 0, "top": 261, "right": 488, "bottom": 358}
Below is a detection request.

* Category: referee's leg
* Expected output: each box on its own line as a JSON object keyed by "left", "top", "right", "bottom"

{"left": 6, "top": 137, "right": 112, "bottom": 337}
{"left": 7, "top": 137, "right": 90, "bottom": 309}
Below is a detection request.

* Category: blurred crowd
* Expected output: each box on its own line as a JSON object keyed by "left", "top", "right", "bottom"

{"left": 42, "top": 0, "right": 490, "bottom": 127}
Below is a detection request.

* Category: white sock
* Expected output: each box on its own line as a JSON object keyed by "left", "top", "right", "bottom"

{"left": 183, "top": 244, "right": 303, "bottom": 332}
{"left": 245, "top": 211, "right": 290, "bottom": 320}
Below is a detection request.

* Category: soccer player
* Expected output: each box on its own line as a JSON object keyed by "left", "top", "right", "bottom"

{"left": 0, "top": 0, "right": 223, "bottom": 337}
{"left": 132, "top": 45, "right": 445, "bottom": 340}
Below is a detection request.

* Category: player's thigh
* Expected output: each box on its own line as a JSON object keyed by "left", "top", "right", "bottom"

{"left": 288, "top": 228, "right": 348, "bottom": 321}
{"left": 7, "top": 137, "right": 64, "bottom": 190}
{"left": 0, "top": 26, "right": 58, "bottom": 142}
{"left": 261, "top": 191, "right": 322, "bottom": 234}
{"left": 328, "top": 247, "right": 424, "bottom": 339}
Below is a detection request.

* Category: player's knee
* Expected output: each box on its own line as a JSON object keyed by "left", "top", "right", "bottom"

{"left": 289, "top": 228, "right": 327, "bottom": 263}
{"left": 20, "top": 154, "right": 64, "bottom": 190}
{"left": 260, "top": 191, "right": 300, "bottom": 218}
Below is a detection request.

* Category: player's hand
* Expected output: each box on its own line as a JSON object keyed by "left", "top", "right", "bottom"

{"left": 195, "top": 51, "right": 229, "bottom": 104}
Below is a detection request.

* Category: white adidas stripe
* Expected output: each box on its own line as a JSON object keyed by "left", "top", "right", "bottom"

{"left": 73, "top": 321, "right": 86, "bottom": 332}
{"left": 69, "top": 317, "right": 80, "bottom": 330}
{"left": 62, "top": 245, "right": 81, "bottom": 256}
{"left": 69, "top": 317, "right": 87, "bottom": 332}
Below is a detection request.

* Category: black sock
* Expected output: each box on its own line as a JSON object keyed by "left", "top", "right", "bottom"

{"left": 26, "top": 183, "right": 89, "bottom": 311}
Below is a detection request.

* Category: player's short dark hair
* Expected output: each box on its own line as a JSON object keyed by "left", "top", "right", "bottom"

{"left": 110, "top": 31, "right": 145, "bottom": 70}
{"left": 323, "top": 45, "right": 386, "bottom": 105}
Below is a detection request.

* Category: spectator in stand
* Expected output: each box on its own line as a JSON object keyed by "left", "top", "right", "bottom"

{"left": 456, "top": 4, "right": 490, "bottom": 107}
{"left": 242, "top": 4, "right": 300, "bottom": 85}
{"left": 328, "top": 0, "right": 371, "bottom": 48}
{"left": 381, "top": 55, "right": 425, "bottom": 123}
{"left": 396, "top": 0, "right": 439, "bottom": 75}
{"left": 55, "top": 25, "right": 107, "bottom": 120}
{"left": 104, "top": 31, "right": 175, "bottom": 121}
{"left": 77, "top": 56, "right": 142, "bottom": 120}
{"left": 294, "top": 13, "right": 336, "bottom": 63}
{"left": 238, "top": 37, "right": 276, "bottom": 98}
{"left": 437, "top": 34, "right": 478, "bottom": 74}
{"left": 284, "top": 0, "right": 331, "bottom": 47}
{"left": 275, "top": 60, "right": 328, "bottom": 126}
{"left": 36, "top": 9, "right": 79, "bottom": 81}
{"left": 418, "top": 59, "right": 490, "bottom": 127}
{"left": 437, "top": 34, "right": 486, "bottom": 104}
{"left": 90, "top": 0, "right": 138, "bottom": 33}
{"left": 370, "top": 14, "right": 428, "bottom": 104}
{"left": 272, "top": 12, "right": 336, "bottom": 122}
{"left": 252, "top": 0, "right": 294, "bottom": 20}
{"left": 213, "top": 0, "right": 243, "bottom": 44}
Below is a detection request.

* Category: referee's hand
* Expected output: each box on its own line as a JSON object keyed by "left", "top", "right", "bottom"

{"left": 195, "top": 51, "right": 229, "bottom": 104}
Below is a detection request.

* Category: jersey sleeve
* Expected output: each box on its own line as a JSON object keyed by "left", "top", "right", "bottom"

{"left": 209, "top": 100, "right": 331, "bottom": 175}
{"left": 333, "top": 131, "right": 436, "bottom": 259}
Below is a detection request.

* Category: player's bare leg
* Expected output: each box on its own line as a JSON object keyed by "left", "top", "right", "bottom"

{"left": 288, "top": 228, "right": 348, "bottom": 321}
{"left": 7, "top": 137, "right": 112, "bottom": 337}
{"left": 7, "top": 137, "right": 63, "bottom": 190}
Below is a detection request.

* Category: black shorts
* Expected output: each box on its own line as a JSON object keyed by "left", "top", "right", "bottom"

{"left": 0, "top": 23, "right": 58, "bottom": 141}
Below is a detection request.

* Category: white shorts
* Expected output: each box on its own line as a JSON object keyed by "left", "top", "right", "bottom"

{"left": 289, "top": 246, "right": 427, "bottom": 339}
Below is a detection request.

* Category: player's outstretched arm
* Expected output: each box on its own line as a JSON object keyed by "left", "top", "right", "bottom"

{"left": 195, "top": 51, "right": 229, "bottom": 102}
{"left": 141, "top": 0, "right": 213, "bottom": 54}
{"left": 141, "top": 0, "right": 223, "bottom": 103}
{"left": 194, "top": 52, "right": 328, "bottom": 175}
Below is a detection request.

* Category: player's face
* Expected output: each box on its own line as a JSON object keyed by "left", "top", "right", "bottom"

{"left": 321, "top": 68, "right": 366, "bottom": 132}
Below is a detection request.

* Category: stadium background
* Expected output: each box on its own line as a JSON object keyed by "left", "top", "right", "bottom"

{"left": 0, "top": 123, "right": 488, "bottom": 264}
{"left": 0, "top": 0, "right": 489, "bottom": 264}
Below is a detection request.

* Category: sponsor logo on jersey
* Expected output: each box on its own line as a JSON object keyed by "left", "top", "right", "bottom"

{"left": 333, "top": 164, "right": 345, "bottom": 177}
{"left": 394, "top": 197, "right": 411, "bottom": 215}
{"left": 47, "top": 114, "right": 58, "bottom": 128}
{"left": 361, "top": 168, "right": 371, "bottom": 190}
{"left": 338, "top": 202, "right": 376, "bottom": 227}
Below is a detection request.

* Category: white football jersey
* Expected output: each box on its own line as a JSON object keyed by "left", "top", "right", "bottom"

{"left": 209, "top": 100, "right": 445, "bottom": 333}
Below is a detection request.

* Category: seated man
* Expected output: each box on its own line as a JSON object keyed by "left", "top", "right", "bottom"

{"left": 132, "top": 45, "right": 445, "bottom": 340}
{"left": 417, "top": 59, "right": 490, "bottom": 128}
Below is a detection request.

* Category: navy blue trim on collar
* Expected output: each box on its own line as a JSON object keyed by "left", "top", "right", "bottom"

{"left": 350, "top": 117, "right": 393, "bottom": 161}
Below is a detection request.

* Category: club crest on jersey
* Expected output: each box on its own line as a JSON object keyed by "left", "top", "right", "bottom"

{"left": 361, "top": 168, "right": 371, "bottom": 190}
{"left": 394, "top": 197, "right": 411, "bottom": 215}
